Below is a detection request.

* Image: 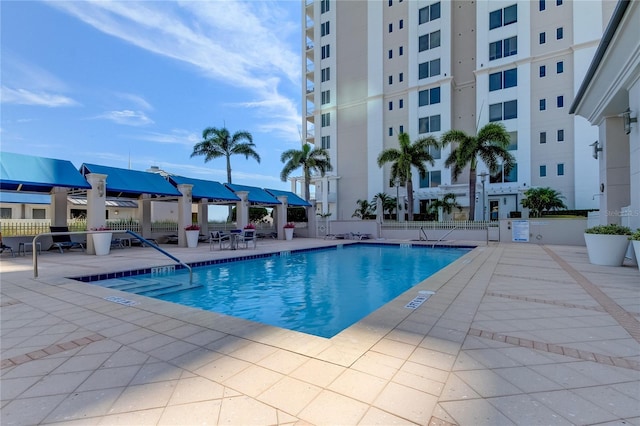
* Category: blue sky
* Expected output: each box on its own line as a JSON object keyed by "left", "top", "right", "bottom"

{"left": 1, "top": 0, "right": 302, "bottom": 195}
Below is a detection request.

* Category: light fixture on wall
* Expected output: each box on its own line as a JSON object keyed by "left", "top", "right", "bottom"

{"left": 622, "top": 108, "right": 637, "bottom": 135}
{"left": 590, "top": 141, "right": 603, "bottom": 160}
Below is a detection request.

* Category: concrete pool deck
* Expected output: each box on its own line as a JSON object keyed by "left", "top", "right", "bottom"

{"left": 1, "top": 238, "right": 639, "bottom": 425}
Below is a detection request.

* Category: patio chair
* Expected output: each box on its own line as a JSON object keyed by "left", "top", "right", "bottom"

{"left": 0, "top": 232, "right": 14, "bottom": 257}
{"left": 209, "top": 231, "right": 231, "bottom": 250}
{"left": 238, "top": 230, "right": 257, "bottom": 249}
{"left": 50, "top": 226, "right": 85, "bottom": 253}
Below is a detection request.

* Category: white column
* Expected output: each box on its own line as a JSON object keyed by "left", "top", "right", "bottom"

{"left": 177, "top": 184, "right": 193, "bottom": 247}
{"left": 140, "top": 194, "right": 152, "bottom": 238}
{"left": 235, "top": 191, "right": 249, "bottom": 229}
{"left": 307, "top": 200, "right": 317, "bottom": 238}
{"left": 86, "top": 173, "right": 108, "bottom": 255}
{"left": 50, "top": 187, "right": 69, "bottom": 227}
{"left": 322, "top": 176, "right": 329, "bottom": 213}
{"left": 599, "top": 117, "right": 630, "bottom": 225}
{"left": 199, "top": 199, "right": 209, "bottom": 235}
{"left": 276, "top": 195, "right": 289, "bottom": 240}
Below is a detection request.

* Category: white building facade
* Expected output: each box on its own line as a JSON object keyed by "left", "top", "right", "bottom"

{"left": 302, "top": 0, "right": 615, "bottom": 220}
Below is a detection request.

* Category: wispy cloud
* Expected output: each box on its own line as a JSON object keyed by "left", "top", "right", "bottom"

{"left": 1, "top": 86, "right": 79, "bottom": 107}
{"left": 115, "top": 93, "right": 153, "bottom": 111}
{"left": 131, "top": 129, "right": 199, "bottom": 147}
{"left": 46, "top": 1, "right": 302, "bottom": 142}
{"left": 93, "top": 110, "right": 154, "bottom": 126}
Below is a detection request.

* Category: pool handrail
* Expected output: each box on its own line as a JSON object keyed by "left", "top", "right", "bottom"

{"left": 32, "top": 230, "right": 192, "bottom": 284}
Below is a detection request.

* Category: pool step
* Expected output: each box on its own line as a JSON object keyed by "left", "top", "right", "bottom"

{"left": 91, "top": 276, "right": 199, "bottom": 297}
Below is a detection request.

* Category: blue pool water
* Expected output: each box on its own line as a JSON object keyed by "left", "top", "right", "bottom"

{"left": 90, "top": 244, "right": 469, "bottom": 338}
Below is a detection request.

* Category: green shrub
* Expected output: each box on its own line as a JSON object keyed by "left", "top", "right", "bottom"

{"left": 584, "top": 224, "right": 632, "bottom": 235}
{"left": 630, "top": 229, "right": 640, "bottom": 241}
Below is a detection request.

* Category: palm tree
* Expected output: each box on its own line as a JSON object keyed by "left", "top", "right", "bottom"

{"left": 521, "top": 187, "right": 567, "bottom": 218}
{"left": 280, "top": 143, "right": 332, "bottom": 202}
{"left": 191, "top": 126, "right": 260, "bottom": 184}
{"left": 371, "top": 192, "right": 397, "bottom": 220}
{"left": 377, "top": 132, "right": 439, "bottom": 221}
{"left": 441, "top": 122, "right": 515, "bottom": 220}
{"left": 427, "top": 193, "right": 462, "bottom": 221}
{"left": 352, "top": 199, "right": 374, "bottom": 219}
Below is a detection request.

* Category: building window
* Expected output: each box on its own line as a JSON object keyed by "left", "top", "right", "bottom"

{"left": 32, "top": 208, "right": 46, "bottom": 219}
{"left": 489, "top": 100, "right": 517, "bottom": 122}
{"left": 489, "top": 36, "right": 517, "bottom": 61}
{"left": 557, "top": 129, "right": 564, "bottom": 141}
{"left": 399, "top": 99, "right": 404, "bottom": 108}
{"left": 389, "top": 0, "right": 392, "bottom": 6}
{"left": 321, "top": 90, "right": 330, "bottom": 105}
{"left": 556, "top": 61, "right": 564, "bottom": 73}
{"left": 556, "top": 27, "right": 563, "bottom": 40}
{"left": 418, "top": 58, "right": 441, "bottom": 79}
{"left": 321, "top": 44, "right": 330, "bottom": 59}
{"left": 557, "top": 0, "right": 563, "bottom": 5}
{"left": 388, "top": 49, "right": 393, "bottom": 59}
{"left": 321, "top": 67, "right": 330, "bottom": 82}
{"left": 419, "top": 115, "right": 441, "bottom": 133}
{"left": 399, "top": 46, "right": 403, "bottom": 56}
{"left": 321, "top": 113, "right": 330, "bottom": 127}
{"left": 0, "top": 207, "right": 11, "bottom": 218}
{"left": 321, "top": 135, "right": 331, "bottom": 149}
{"left": 389, "top": 75, "right": 393, "bottom": 85}
{"left": 321, "top": 21, "right": 330, "bottom": 37}
{"left": 419, "top": 30, "right": 441, "bottom": 52}
{"left": 540, "top": 165, "right": 547, "bottom": 177}
{"left": 321, "top": 0, "right": 330, "bottom": 14}
{"left": 399, "top": 19, "right": 404, "bottom": 29}
{"left": 490, "top": 163, "right": 518, "bottom": 183}
{"left": 418, "top": 87, "right": 441, "bottom": 106}
{"left": 389, "top": 101, "right": 393, "bottom": 111}
{"left": 429, "top": 145, "right": 442, "bottom": 159}
{"left": 389, "top": 23, "right": 393, "bottom": 33}
{"left": 399, "top": 72, "right": 404, "bottom": 82}
{"left": 389, "top": 127, "right": 394, "bottom": 136}
{"left": 419, "top": 2, "right": 441, "bottom": 24}
{"left": 489, "top": 68, "right": 518, "bottom": 91}
{"left": 557, "top": 163, "right": 565, "bottom": 176}
{"left": 539, "top": 32, "right": 546, "bottom": 44}
{"left": 540, "top": 99, "right": 546, "bottom": 111}
{"left": 540, "top": 131, "right": 547, "bottom": 144}
{"left": 399, "top": 125, "right": 404, "bottom": 133}
{"left": 557, "top": 95, "right": 564, "bottom": 108}
{"left": 420, "top": 170, "right": 442, "bottom": 188}
{"left": 490, "top": 4, "right": 517, "bottom": 30}
{"left": 540, "top": 65, "right": 546, "bottom": 77}
{"left": 540, "top": 0, "right": 546, "bottom": 11}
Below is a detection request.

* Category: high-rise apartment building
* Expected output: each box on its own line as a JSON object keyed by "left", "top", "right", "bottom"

{"left": 302, "top": 0, "right": 615, "bottom": 221}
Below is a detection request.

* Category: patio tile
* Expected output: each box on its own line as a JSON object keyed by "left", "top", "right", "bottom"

{"left": 1, "top": 394, "right": 67, "bottom": 426}
{"left": 359, "top": 407, "right": 417, "bottom": 425}
{"left": 98, "top": 408, "right": 164, "bottom": 425}
{"left": 194, "top": 355, "right": 251, "bottom": 383}
{"left": 167, "top": 376, "right": 225, "bottom": 405}
{"left": 439, "top": 398, "right": 515, "bottom": 426}
{"left": 573, "top": 385, "right": 640, "bottom": 418}
{"left": 20, "top": 370, "right": 93, "bottom": 398}
{"left": 108, "top": 380, "right": 177, "bottom": 414}
{"left": 146, "top": 340, "right": 199, "bottom": 362}
{"left": 218, "top": 395, "right": 278, "bottom": 425}
{"left": 223, "top": 364, "right": 284, "bottom": 397}
{"left": 392, "top": 361, "right": 447, "bottom": 396}
{"left": 439, "top": 374, "right": 481, "bottom": 402}
{"left": 129, "top": 361, "right": 185, "bottom": 385}
{"left": 227, "top": 341, "right": 279, "bottom": 364}
{"left": 488, "top": 395, "right": 575, "bottom": 425}
{"left": 408, "top": 347, "right": 456, "bottom": 371}
{"left": 182, "top": 328, "right": 227, "bottom": 346}
{"left": 101, "top": 346, "right": 149, "bottom": 368}
{"left": 351, "top": 351, "right": 404, "bottom": 380}
{"left": 256, "top": 349, "right": 309, "bottom": 375}
{"left": 327, "top": 368, "right": 388, "bottom": 404}
{"left": 454, "top": 369, "right": 522, "bottom": 398}
{"left": 258, "top": 376, "right": 322, "bottom": 415}
{"left": 530, "top": 390, "right": 621, "bottom": 425}
{"left": 370, "top": 337, "right": 416, "bottom": 360}
{"left": 158, "top": 401, "right": 220, "bottom": 425}
{"left": 492, "top": 366, "right": 565, "bottom": 393}
{"left": 0, "top": 376, "right": 40, "bottom": 400}
{"left": 2, "top": 356, "right": 68, "bottom": 378}
{"left": 76, "top": 365, "right": 141, "bottom": 392}
{"left": 299, "top": 390, "right": 369, "bottom": 425}
{"left": 373, "top": 382, "right": 438, "bottom": 425}
{"left": 44, "top": 388, "right": 124, "bottom": 423}
{"left": 290, "top": 357, "right": 345, "bottom": 388}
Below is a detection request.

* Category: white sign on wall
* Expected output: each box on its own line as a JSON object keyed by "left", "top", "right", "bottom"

{"left": 512, "top": 220, "right": 530, "bottom": 242}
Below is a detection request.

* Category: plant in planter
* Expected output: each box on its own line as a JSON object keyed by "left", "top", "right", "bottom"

{"left": 584, "top": 224, "right": 632, "bottom": 266}
{"left": 283, "top": 222, "right": 295, "bottom": 240}
{"left": 90, "top": 225, "right": 113, "bottom": 256}
{"left": 630, "top": 229, "right": 640, "bottom": 270}
{"left": 185, "top": 224, "right": 200, "bottom": 231}
{"left": 244, "top": 223, "right": 256, "bottom": 230}
{"left": 185, "top": 224, "right": 201, "bottom": 248}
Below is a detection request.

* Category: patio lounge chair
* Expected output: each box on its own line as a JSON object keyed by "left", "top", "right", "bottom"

{"left": 50, "top": 226, "right": 85, "bottom": 253}
{"left": 209, "top": 231, "right": 231, "bottom": 250}
{"left": 0, "top": 232, "right": 14, "bottom": 257}
{"left": 237, "top": 230, "right": 257, "bottom": 249}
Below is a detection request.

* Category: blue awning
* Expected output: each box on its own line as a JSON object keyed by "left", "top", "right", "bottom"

{"left": 0, "top": 191, "right": 51, "bottom": 204}
{"left": 80, "top": 163, "right": 181, "bottom": 198}
{"left": 264, "top": 188, "right": 312, "bottom": 207}
{"left": 168, "top": 176, "right": 240, "bottom": 203}
{"left": 225, "top": 183, "right": 281, "bottom": 205}
{"left": 0, "top": 152, "right": 91, "bottom": 193}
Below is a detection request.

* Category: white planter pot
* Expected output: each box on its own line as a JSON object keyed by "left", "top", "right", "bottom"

{"left": 584, "top": 233, "right": 630, "bottom": 266}
{"left": 633, "top": 241, "right": 640, "bottom": 270}
{"left": 186, "top": 230, "right": 199, "bottom": 248}
{"left": 92, "top": 232, "right": 112, "bottom": 256}
{"left": 284, "top": 228, "right": 294, "bottom": 241}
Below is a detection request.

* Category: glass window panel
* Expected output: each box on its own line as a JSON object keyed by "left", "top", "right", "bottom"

{"left": 430, "top": 115, "right": 441, "bottom": 132}
{"left": 489, "top": 72, "right": 502, "bottom": 91}
{"left": 556, "top": 61, "right": 564, "bottom": 73}
{"left": 419, "top": 117, "right": 429, "bottom": 133}
{"left": 430, "top": 87, "right": 441, "bottom": 104}
{"left": 419, "top": 62, "right": 429, "bottom": 79}
{"left": 557, "top": 129, "right": 564, "bottom": 141}
{"left": 557, "top": 163, "right": 564, "bottom": 176}
{"left": 430, "top": 145, "right": 441, "bottom": 159}
{"left": 430, "top": 30, "right": 441, "bottom": 48}
{"left": 540, "top": 65, "right": 546, "bottom": 77}
{"left": 557, "top": 96, "right": 564, "bottom": 108}
{"left": 505, "top": 163, "right": 518, "bottom": 182}
{"left": 489, "top": 10, "right": 502, "bottom": 30}
{"left": 419, "top": 6, "right": 428, "bottom": 24}
{"left": 419, "top": 174, "right": 429, "bottom": 188}
{"left": 429, "top": 58, "right": 441, "bottom": 76}
{"left": 504, "top": 36, "right": 517, "bottom": 56}
{"left": 540, "top": 32, "right": 546, "bottom": 44}
{"left": 504, "top": 4, "right": 517, "bottom": 25}
{"left": 556, "top": 27, "right": 563, "bottom": 39}
{"left": 504, "top": 68, "right": 517, "bottom": 88}
{"left": 489, "top": 103, "right": 502, "bottom": 122}
{"left": 504, "top": 100, "right": 517, "bottom": 119}
{"left": 540, "top": 131, "right": 547, "bottom": 144}
{"left": 419, "top": 90, "right": 429, "bottom": 106}
{"left": 540, "top": 0, "right": 546, "bottom": 11}
{"left": 540, "top": 99, "right": 546, "bottom": 110}
{"left": 507, "top": 131, "right": 518, "bottom": 151}
{"left": 419, "top": 34, "right": 428, "bottom": 52}
{"left": 489, "top": 41, "right": 502, "bottom": 60}
{"left": 540, "top": 165, "right": 547, "bottom": 177}
{"left": 430, "top": 2, "right": 441, "bottom": 20}
{"left": 430, "top": 170, "right": 441, "bottom": 187}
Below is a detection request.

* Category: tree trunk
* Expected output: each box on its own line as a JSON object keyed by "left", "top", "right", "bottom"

{"left": 468, "top": 169, "right": 477, "bottom": 220}
{"left": 406, "top": 178, "right": 414, "bottom": 221}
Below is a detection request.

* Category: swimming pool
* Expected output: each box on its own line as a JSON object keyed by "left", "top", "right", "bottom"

{"left": 87, "top": 244, "right": 469, "bottom": 338}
